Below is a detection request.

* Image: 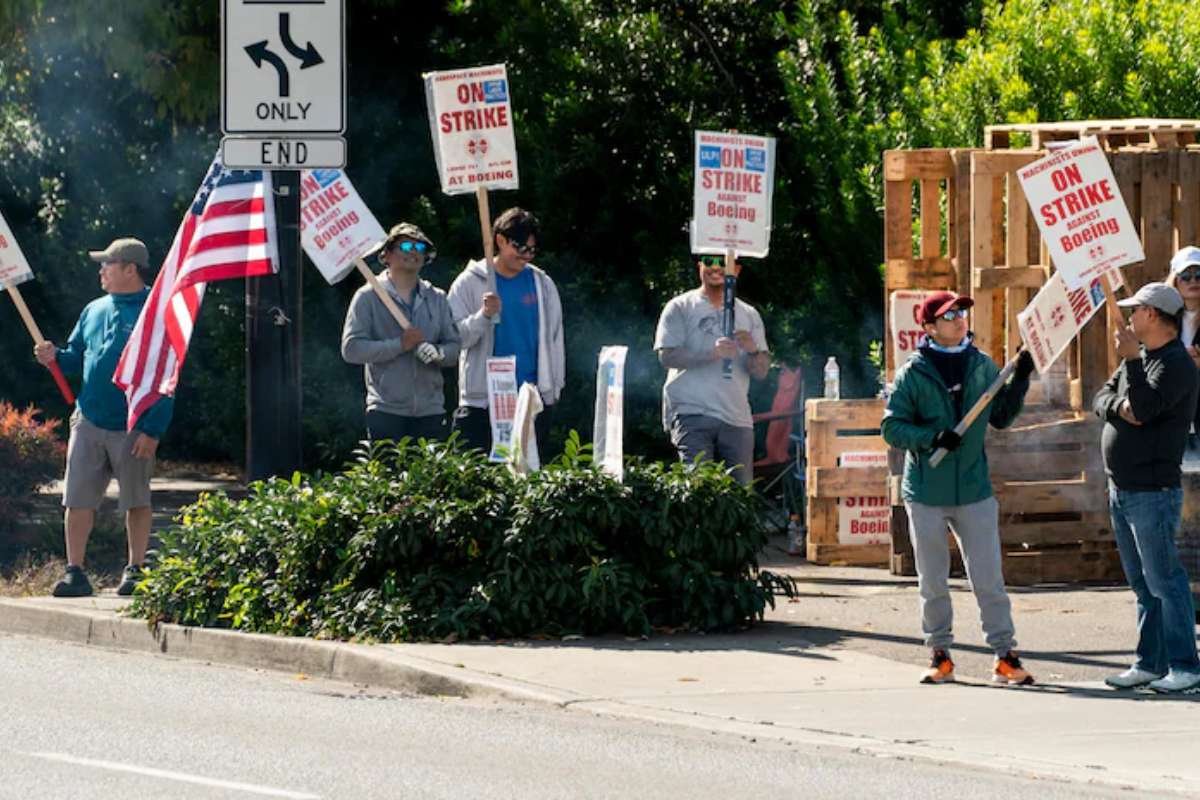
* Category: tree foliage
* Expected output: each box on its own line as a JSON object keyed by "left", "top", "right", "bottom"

{"left": 1, "top": 0, "right": 1198, "bottom": 467}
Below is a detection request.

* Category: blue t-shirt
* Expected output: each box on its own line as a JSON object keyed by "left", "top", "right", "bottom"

{"left": 56, "top": 289, "right": 174, "bottom": 437}
{"left": 493, "top": 268, "right": 539, "bottom": 386}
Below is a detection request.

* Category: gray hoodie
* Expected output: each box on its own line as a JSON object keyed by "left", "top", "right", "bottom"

{"left": 447, "top": 258, "right": 565, "bottom": 408}
{"left": 341, "top": 275, "right": 461, "bottom": 417}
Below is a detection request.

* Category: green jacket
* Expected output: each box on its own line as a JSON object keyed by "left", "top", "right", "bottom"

{"left": 881, "top": 340, "right": 1029, "bottom": 507}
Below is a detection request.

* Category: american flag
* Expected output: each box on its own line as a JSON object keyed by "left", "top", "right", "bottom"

{"left": 114, "top": 153, "right": 276, "bottom": 431}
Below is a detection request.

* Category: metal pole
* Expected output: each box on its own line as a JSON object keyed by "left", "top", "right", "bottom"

{"left": 246, "top": 169, "right": 302, "bottom": 481}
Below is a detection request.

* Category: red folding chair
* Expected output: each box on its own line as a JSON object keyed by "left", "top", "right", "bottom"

{"left": 752, "top": 366, "right": 806, "bottom": 529}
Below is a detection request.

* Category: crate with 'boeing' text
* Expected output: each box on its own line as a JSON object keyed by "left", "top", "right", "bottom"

{"left": 804, "top": 398, "right": 889, "bottom": 567}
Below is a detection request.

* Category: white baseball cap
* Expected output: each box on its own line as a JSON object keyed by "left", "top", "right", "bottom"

{"left": 1169, "top": 245, "right": 1200, "bottom": 275}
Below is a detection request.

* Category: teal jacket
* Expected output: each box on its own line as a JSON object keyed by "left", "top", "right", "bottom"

{"left": 881, "top": 338, "right": 1029, "bottom": 507}
{"left": 56, "top": 288, "right": 174, "bottom": 438}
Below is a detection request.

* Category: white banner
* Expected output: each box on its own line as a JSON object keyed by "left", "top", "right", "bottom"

{"left": 1017, "top": 136, "right": 1143, "bottom": 290}
{"left": 691, "top": 130, "right": 775, "bottom": 257}
{"left": 1017, "top": 272, "right": 1108, "bottom": 374}
{"left": 889, "top": 290, "right": 936, "bottom": 370}
{"left": 299, "top": 169, "right": 387, "bottom": 284}
{"left": 593, "top": 345, "right": 628, "bottom": 482}
{"left": 485, "top": 356, "right": 518, "bottom": 463}
{"left": 836, "top": 451, "right": 890, "bottom": 546}
{"left": 0, "top": 210, "right": 34, "bottom": 288}
{"left": 423, "top": 63, "right": 519, "bottom": 196}
{"left": 509, "top": 382, "right": 543, "bottom": 475}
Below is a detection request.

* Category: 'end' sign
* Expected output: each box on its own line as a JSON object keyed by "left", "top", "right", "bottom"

{"left": 423, "top": 64, "right": 519, "bottom": 196}
{"left": 691, "top": 130, "right": 775, "bottom": 258}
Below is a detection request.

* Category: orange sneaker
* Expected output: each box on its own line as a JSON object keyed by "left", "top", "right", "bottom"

{"left": 920, "top": 649, "right": 955, "bottom": 684}
{"left": 993, "top": 651, "right": 1035, "bottom": 685}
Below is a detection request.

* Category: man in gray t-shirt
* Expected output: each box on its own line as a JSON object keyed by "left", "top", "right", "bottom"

{"left": 653, "top": 255, "right": 770, "bottom": 484}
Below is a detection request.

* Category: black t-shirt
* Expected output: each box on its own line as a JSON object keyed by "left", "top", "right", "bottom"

{"left": 1095, "top": 338, "right": 1200, "bottom": 490}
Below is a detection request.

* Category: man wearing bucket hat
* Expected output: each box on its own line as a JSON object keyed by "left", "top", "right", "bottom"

{"left": 1095, "top": 281, "right": 1200, "bottom": 693}
{"left": 34, "top": 237, "right": 173, "bottom": 598}
{"left": 881, "top": 290, "right": 1036, "bottom": 686}
{"left": 340, "top": 222, "right": 460, "bottom": 442}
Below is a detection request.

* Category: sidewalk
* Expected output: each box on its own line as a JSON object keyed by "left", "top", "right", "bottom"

{"left": 2, "top": 565, "right": 1198, "bottom": 797}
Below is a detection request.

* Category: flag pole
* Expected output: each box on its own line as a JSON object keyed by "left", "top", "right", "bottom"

{"left": 4, "top": 282, "right": 74, "bottom": 404}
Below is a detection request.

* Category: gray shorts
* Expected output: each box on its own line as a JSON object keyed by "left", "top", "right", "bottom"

{"left": 62, "top": 410, "right": 154, "bottom": 512}
{"left": 669, "top": 413, "right": 755, "bottom": 485}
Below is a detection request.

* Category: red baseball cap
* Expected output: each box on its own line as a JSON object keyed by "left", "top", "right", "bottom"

{"left": 919, "top": 291, "right": 974, "bottom": 325}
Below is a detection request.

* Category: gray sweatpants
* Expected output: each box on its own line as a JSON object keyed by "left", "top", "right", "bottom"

{"left": 905, "top": 496, "right": 1016, "bottom": 656}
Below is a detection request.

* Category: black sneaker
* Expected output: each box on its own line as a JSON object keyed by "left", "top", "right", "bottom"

{"left": 52, "top": 565, "right": 93, "bottom": 598}
{"left": 116, "top": 564, "right": 145, "bottom": 597}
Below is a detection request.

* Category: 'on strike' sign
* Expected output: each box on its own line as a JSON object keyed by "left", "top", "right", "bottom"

{"left": 423, "top": 64, "right": 519, "bottom": 196}
{"left": 299, "top": 169, "right": 387, "bottom": 285}
{"left": 1017, "top": 136, "right": 1143, "bottom": 290}
{"left": 0, "top": 211, "right": 34, "bottom": 288}
{"left": 691, "top": 130, "right": 775, "bottom": 258}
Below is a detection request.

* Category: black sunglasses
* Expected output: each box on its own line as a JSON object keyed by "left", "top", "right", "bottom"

{"left": 1177, "top": 269, "right": 1200, "bottom": 282}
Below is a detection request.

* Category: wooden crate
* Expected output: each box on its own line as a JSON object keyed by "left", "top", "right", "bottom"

{"left": 805, "top": 398, "right": 889, "bottom": 566}
{"left": 985, "top": 119, "right": 1200, "bottom": 151}
{"left": 889, "top": 412, "right": 1124, "bottom": 585}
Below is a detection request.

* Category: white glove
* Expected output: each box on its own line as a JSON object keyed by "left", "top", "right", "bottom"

{"left": 415, "top": 342, "right": 443, "bottom": 365}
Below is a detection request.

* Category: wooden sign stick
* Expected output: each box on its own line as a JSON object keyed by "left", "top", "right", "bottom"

{"left": 929, "top": 354, "right": 1019, "bottom": 468}
{"left": 4, "top": 282, "right": 75, "bottom": 404}
{"left": 476, "top": 185, "right": 500, "bottom": 324}
{"left": 353, "top": 259, "right": 411, "bottom": 330}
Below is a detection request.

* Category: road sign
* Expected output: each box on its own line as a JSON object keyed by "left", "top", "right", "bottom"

{"left": 221, "top": 0, "right": 346, "bottom": 135}
{"left": 222, "top": 136, "right": 347, "bottom": 169}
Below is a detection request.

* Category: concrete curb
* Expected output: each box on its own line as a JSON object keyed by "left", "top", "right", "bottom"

{"left": 0, "top": 598, "right": 573, "bottom": 706}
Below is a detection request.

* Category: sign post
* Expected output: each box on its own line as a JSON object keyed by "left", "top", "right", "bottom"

{"left": 691, "top": 130, "right": 776, "bottom": 378}
{"left": 423, "top": 63, "right": 519, "bottom": 322}
{"left": 0, "top": 211, "right": 74, "bottom": 404}
{"left": 222, "top": 0, "right": 347, "bottom": 479}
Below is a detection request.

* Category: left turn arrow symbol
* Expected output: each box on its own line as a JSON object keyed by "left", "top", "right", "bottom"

{"left": 245, "top": 41, "right": 291, "bottom": 97}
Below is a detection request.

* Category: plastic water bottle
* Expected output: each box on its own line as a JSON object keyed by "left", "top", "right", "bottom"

{"left": 823, "top": 356, "right": 840, "bottom": 399}
{"left": 786, "top": 514, "right": 806, "bottom": 556}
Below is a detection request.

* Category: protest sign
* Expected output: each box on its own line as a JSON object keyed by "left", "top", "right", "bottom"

{"left": 691, "top": 130, "right": 776, "bottom": 258}
{"left": 485, "top": 356, "right": 518, "bottom": 463}
{"left": 300, "top": 169, "right": 387, "bottom": 284}
{"left": 593, "top": 345, "right": 628, "bottom": 482}
{"left": 509, "top": 382, "right": 543, "bottom": 475}
{"left": 299, "top": 168, "right": 411, "bottom": 329}
{"left": 0, "top": 208, "right": 74, "bottom": 403}
{"left": 1017, "top": 136, "right": 1143, "bottom": 290}
{"left": 836, "top": 451, "right": 889, "bottom": 546}
{"left": 423, "top": 64, "right": 519, "bottom": 196}
{"left": 889, "top": 290, "right": 936, "bottom": 370}
{"left": 0, "top": 212, "right": 34, "bottom": 288}
{"left": 1017, "top": 271, "right": 1108, "bottom": 374}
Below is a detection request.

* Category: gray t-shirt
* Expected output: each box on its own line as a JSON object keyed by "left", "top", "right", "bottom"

{"left": 653, "top": 289, "right": 768, "bottom": 430}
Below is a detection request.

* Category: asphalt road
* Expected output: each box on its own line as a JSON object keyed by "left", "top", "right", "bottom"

{"left": 0, "top": 633, "right": 1146, "bottom": 799}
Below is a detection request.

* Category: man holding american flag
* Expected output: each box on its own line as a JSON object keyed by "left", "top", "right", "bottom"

{"left": 36, "top": 153, "right": 276, "bottom": 598}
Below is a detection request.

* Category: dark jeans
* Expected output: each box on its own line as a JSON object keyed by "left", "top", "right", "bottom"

{"left": 366, "top": 410, "right": 447, "bottom": 443}
{"left": 451, "top": 404, "right": 554, "bottom": 458}
{"left": 1108, "top": 486, "right": 1200, "bottom": 674}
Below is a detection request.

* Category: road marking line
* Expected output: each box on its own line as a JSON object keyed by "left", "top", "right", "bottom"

{"left": 26, "top": 752, "right": 320, "bottom": 799}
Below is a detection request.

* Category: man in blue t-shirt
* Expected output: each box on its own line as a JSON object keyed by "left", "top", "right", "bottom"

{"left": 34, "top": 238, "right": 173, "bottom": 598}
{"left": 448, "top": 208, "right": 565, "bottom": 455}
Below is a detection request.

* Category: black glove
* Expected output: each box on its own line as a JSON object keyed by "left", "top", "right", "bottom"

{"left": 932, "top": 429, "right": 962, "bottom": 452}
{"left": 1013, "top": 350, "right": 1036, "bottom": 381}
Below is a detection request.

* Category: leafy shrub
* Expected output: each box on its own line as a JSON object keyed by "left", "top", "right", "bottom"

{"left": 129, "top": 434, "right": 795, "bottom": 641}
{"left": 0, "top": 402, "right": 64, "bottom": 530}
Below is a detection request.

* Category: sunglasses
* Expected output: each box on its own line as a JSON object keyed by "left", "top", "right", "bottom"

{"left": 699, "top": 255, "right": 727, "bottom": 268}
{"left": 937, "top": 308, "right": 969, "bottom": 322}
{"left": 502, "top": 238, "right": 537, "bottom": 257}
{"left": 1177, "top": 269, "right": 1200, "bottom": 282}
{"left": 393, "top": 240, "right": 428, "bottom": 254}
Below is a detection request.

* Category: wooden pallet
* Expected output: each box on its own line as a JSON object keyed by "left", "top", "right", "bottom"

{"left": 805, "top": 398, "right": 889, "bottom": 567}
{"left": 985, "top": 119, "right": 1200, "bottom": 150}
{"left": 888, "top": 411, "right": 1124, "bottom": 584}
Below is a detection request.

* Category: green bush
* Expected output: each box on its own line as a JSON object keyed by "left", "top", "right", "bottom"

{"left": 0, "top": 402, "right": 64, "bottom": 531}
{"left": 129, "top": 434, "right": 795, "bottom": 641}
